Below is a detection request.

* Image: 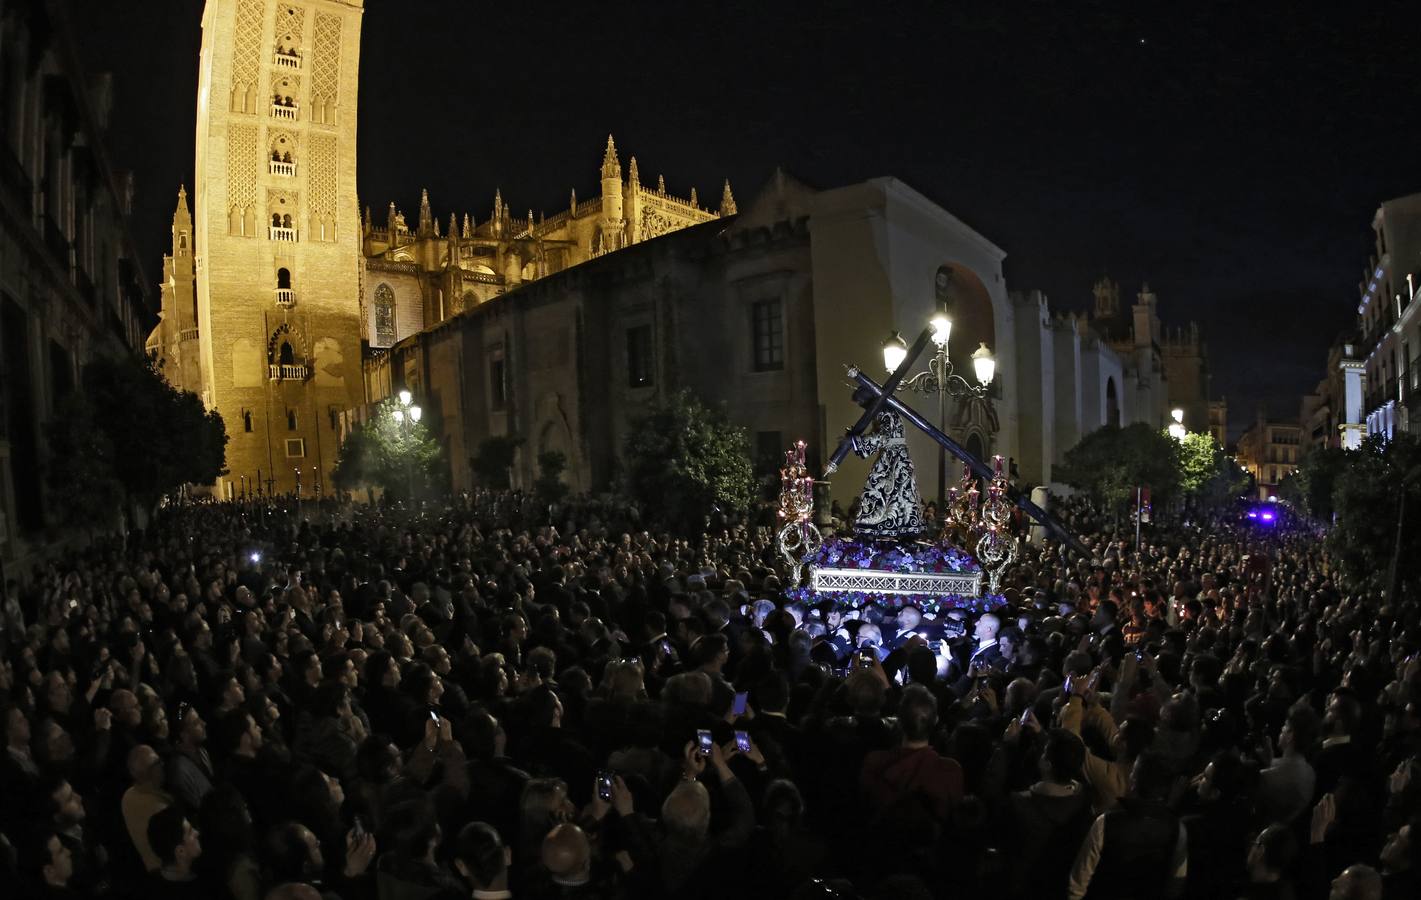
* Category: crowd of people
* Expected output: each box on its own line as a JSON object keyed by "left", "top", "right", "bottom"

{"left": 0, "top": 489, "right": 1417, "bottom": 900}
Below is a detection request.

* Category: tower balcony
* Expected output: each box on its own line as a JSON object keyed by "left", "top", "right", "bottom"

{"left": 269, "top": 160, "right": 296, "bottom": 177}
{"left": 271, "top": 103, "right": 298, "bottom": 121}
{"left": 269, "top": 363, "right": 309, "bottom": 382}
{"left": 275, "top": 289, "right": 295, "bottom": 308}
{"left": 273, "top": 50, "right": 301, "bottom": 70}
{"left": 269, "top": 226, "right": 297, "bottom": 242}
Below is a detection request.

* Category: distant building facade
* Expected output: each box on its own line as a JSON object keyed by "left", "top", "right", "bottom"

{"left": 1357, "top": 191, "right": 1421, "bottom": 441}
{"left": 1237, "top": 408, "right": 1302, "bottom": 500}
{"left": 1088, "top": 277, "right": 1217, "bottom": 439}
{"left": 0, "top": 0, "right": 157, "bottom": 570}
{"left": 1299, "top": 338, "right": 1364, "bottom": 451}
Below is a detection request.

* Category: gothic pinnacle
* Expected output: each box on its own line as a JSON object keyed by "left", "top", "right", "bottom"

{"left": 690, "top": 187, "right": 698, "bottom": 207}
{"left": 601, "top": 134, "right": 621, "bottom": 179}
{"left": 628, "top": 156, "right": 640, "bottom": 187}
{"left": 720, "top": 179, "right": 737, "bottom": 216}
{"left": 657, "top": 174, "right": 665, "bottom": 193}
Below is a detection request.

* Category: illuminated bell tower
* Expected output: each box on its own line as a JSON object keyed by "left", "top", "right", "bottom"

{"left": 193, "top": 0, "right": 364, "bottom": 498}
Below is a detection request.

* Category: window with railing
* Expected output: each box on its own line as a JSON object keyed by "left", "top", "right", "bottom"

{"left": 271, "top": 100, "right": 298, "bottom": 120}
{"left": 274, "top": 49, "right": 301, "bottom": 69}
{"left": 276, "top": 269, "right": 294, "bottom": 306}
{"left": 269, "top": 159, "right": 296, "bottom": 177}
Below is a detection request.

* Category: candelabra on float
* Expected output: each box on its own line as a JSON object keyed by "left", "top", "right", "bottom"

{"left": 775, "top": 440, "right": 822, "bottom": 586}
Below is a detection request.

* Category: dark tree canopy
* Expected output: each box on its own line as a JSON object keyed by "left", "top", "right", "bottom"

{"left": 622, "top": 389, "right": 756, "bottom": 533}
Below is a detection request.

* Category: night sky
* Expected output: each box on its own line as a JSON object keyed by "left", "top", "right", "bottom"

{"left": 77, "top": 0, "right": 1421, "bottom": 438}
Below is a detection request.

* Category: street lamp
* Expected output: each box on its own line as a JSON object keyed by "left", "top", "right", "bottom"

{"left": 1168, "top": 407, "right": 1187, "bottom": 441}
{"left": 881, "top": 301, "right": 997, "bottom": 504}
{"left": 391, "top": 390, "right": 422, "bottom": 502}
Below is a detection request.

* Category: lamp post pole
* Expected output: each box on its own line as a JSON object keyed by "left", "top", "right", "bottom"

{"left": 392, "top": 390, "right": 422, "bottom": 506}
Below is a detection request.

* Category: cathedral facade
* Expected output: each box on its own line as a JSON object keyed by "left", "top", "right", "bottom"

{"left": 358, "top": 136, "right": 733, "bottom": 352}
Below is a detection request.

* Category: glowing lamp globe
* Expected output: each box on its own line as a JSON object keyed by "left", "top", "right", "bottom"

{"left": 930, "top": 313, "right": 952, "bottom": 347}
{"left": 971, "top": 343, "right": 996, "bottom": 386}
{"left": 410, "top": 405, "right": 423, "bottom": 423}
{"left": 882, "top": 332, "right": 909, "bottom": 373}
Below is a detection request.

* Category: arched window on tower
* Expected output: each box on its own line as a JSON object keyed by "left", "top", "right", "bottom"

{"left": 279, "top": 340, "right": 295, "bottom": 366}
{"left": 243, "top": 409, "right": 253, "bottom": 433}
{"left": 374, "top": 283, "right": 396, "bottom": 345}
{"left": 276, "top": 268, "right": 293, "bottom": 306}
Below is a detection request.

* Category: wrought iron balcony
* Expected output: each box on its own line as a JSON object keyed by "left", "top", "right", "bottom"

{"left": 269, "top": 363, "right": 308, "bottom": 381}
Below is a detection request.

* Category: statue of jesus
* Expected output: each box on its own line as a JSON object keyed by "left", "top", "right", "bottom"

{"left": 851, "top": 410, "right": 925, "bottom": 541}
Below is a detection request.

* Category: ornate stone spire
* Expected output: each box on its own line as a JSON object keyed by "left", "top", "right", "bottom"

{"left": 418, "top": 188, "right": 433, "bottom": 237}
{"left": 627, "top": 156, "right": 640, "bottom": 188}
{"left": 363, "top": 205, "right": 372, "bottom": 235}
{"left": 570, "top": 188, "right": 577, "bottom": 211}
{"left": 447, "top": 214, "right": 460, "bottom": 264}
{"left": 601, "top": 134, "right": 621, "bottom": 179}
{"left": 657, "top": 174, "right": 665, "bottom": 193}
{"left": 462, "top": 213, "right": 472, "bottom": 238}
{"left": 719, "top": 179, "right": 737, "bottom": 216}
{"left": 690, "top": 187, "right": 698, "bottom": 207}
{"left": 526, "top": 209, "right": 534, "bottom": 232}
{"left": 387, "top": 200, "right": 398, "bottom": 233}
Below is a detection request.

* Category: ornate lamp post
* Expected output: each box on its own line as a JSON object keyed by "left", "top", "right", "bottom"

{"left": 881, "top": 303, "right": 997, "bottom": 505}
{"left": 391, "top": 389, "right": 422, "bottom": 502}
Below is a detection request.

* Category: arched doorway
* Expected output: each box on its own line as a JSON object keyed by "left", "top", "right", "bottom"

{"left": 966, "top": 432, "right": 985, "bottom": 463}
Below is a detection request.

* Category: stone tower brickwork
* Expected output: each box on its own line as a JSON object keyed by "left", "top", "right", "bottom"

{"left": 189, "top": 0, "right": 365, "bottom": 498}
{"left": 147, "top": 187, "right": 203, "bottom": 395}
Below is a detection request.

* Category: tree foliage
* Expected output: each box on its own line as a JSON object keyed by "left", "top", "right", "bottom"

{"left": 1056, "top": 423, "right": 1182, "bottom": 512}
{"left": 470, "top": 435, "right": 524, "bottom": 489}
{"left": 67, "top": 353, "right": 227, "bottom": 510}
{"left": 1323, "top": 434, "right": 1421, "bottom": 593}
{"left": 623, "top": 389, "right": 756, "bottom": 533}
{"left": 332, "top": 399, "right": 446, "bottom": 500}
{"left": 1178, "top": 431, "right": 1252, "bottom": 508}
{"left": 44, "top": 393, "right": 125, "bottom": 534}
{"left": 1278, "top": 446, "right": 1348, "bottom": 521}
{"left": 533, "top": 450, "right": 570, "bottom": 512}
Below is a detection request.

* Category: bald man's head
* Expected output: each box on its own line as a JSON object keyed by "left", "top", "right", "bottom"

{"left": 540, "top": 823, "right": 590, "bottom": 881}
{"left": 661, "top": 781, "right": 711, "bottom": 842}
{"left": 126, "top": 744, "right": 163, "bottom": 786}
{"left": 1330, "top": 865, "right": 1382, "bottom": 900}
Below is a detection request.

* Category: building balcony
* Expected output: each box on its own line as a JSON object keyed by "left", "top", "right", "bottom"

{"left": 271, "top": 103, "right": 298, "bottom": 120}
{"left": 275, "top": 288, "right": 295, "bottom": 307}
{"left": 269, "top": 226, "right": 297, "bottom": 242}
{"left": 273, "top": 50, "right": 301, "bottom": 70}
{"left": 269, "top": 160, "right": 296, "bottom": 177}
{"left": 269, "top": 363, "right": 308, "bottom": 381}
{"left": 180, "top": 327, "right": 199, "bottom": 342}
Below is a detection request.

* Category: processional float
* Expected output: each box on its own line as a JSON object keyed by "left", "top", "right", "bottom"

{"left": 777, "top": 324, "right": 1089, "bottom": 613}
